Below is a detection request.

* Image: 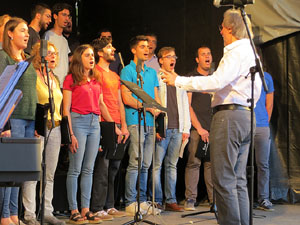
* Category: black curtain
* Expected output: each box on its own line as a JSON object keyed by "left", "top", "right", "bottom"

{"left": 262, "top": 31, "right": 300, "bottom": 203}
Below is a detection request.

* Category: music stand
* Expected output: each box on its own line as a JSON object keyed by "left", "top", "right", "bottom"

{"left": 0, "top": 58, "right": 33, "bottom": 132}
{"left": 121, "top": 80, "right": 166, "bottom": 225}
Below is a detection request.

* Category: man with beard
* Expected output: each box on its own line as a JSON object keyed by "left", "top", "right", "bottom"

{"left": 184, "top": 46, "right": 214, "bottom": 211}
{"left": 153, "top": 47, "right": 190, "bottom": 212}
{"left": 24, "top": 3, "right": 52, "bottom": 54}
{"left": 90, "top": 37, "right": 129, "bottom": 220}
{"left": 99, "top": 29, "right": 122, "bottom": 75}
{"left": 44, "top": 3, "right": 72, "bottom": 87}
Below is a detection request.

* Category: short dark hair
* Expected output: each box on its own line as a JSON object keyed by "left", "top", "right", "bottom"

{"left": 52, "top": 3, "right": 72, "bottom": 16}
{"left": 129, "top": 35, "right": 148, "bottom": 50}
{"left": 31, "top": 3, "right": 51, "bottom": 20}
{"left": 90, "top": 37, "right": 111, "bottom": 63}
{"left": 195, "top": 45, "right": 211, "bottom": 58}
{"left": 98, "top": 28, "right": 112, "bottom": 36}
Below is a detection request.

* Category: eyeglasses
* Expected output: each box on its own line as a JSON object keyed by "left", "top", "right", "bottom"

{"left": 47, "top": 51, "right": 58, "bottom": 57}
{"left": 163, "top": 55, "right": 178, "bottom": 60}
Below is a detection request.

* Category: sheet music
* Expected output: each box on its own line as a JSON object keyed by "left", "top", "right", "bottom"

{"left": 0, "top": 61, "right": 29, "bottom": 110}
{"left": 0, "top": 90, "right": 23, "bottom": 132}
{"left": 0, "top": 60, "right": 30, "bottom": 132}
{"left": 179, "top": 138, "right": 189, "bottom": 158}
{"left": 0, "top": 65, "right": 17, "bottom": 109}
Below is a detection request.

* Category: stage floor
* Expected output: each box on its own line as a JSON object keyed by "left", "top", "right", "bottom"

{"left": 56, "top": 203, "right": 300, "bottom": 225}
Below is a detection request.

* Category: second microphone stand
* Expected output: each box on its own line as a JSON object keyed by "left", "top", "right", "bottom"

{"left": 239, "top": 6, "right": 268, "bottom": 225}
{"left": 39, "top": 58, "right": 55, "bottom": 225}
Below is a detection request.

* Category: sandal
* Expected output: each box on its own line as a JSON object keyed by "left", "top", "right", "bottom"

{"left": 69, "top": 212, "right": 88, "bottom": 225}
{"left": 85, "top": 211, "right": 102, "bottom": 224}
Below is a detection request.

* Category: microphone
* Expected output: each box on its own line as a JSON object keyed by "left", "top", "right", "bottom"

{"left": 136, "top": 58, "right": 142, "bottom": 73}
{"left": 40, "top": 39, "right": 48, "bottom": 63}
{"left": 136, "top": 59, "right": 143, "bottom": 85}
{"left": 213, "top": 0, "right": 254, "bottom": 8}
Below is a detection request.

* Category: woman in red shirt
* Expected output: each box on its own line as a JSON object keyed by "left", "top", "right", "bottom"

{"left": 63, "top": 44, "right": 113, "bottom": 224}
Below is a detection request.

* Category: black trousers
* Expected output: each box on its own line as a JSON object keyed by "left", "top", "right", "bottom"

{"left": 91, "top": 151, "right": 121, "bottom": 211}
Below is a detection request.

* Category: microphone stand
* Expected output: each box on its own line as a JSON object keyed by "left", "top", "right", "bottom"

{"left": 239, "top": 6, "right": 268, "bottom": 225}
{"left": 181, "top": 188, "right": 218, "bottom": 221}
{"left": 40, "top": 57, "right": 55, "bottom": 225}
{"left": 137, "top": 71, "right": 147, "bottom": 133}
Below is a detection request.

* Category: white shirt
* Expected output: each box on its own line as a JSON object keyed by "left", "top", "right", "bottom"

{"left": 44, "top": 30, "right": 70, "bottom": 87}
{"left": 175, "top": 39, "right": 262, "bottom": 108}
{"left": 157, "top": 72, "right": 191, "bottom": 134}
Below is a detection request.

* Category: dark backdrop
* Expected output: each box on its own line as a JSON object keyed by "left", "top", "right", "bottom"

{"left": 261, "top": 31, "right": 300, "bottom": 203}
{"left": 2, "top": 1, "right": 300, "bottom": 204}
{"left": 1, "top": 0, "right": 226, "bottom": 74}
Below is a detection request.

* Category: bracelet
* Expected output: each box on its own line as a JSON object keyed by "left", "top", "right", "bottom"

{"left": 70, "top": 133, "right": 74, "bottom": 137}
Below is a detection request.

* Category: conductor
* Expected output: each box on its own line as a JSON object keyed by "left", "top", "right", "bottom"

{"left": 161, "top": 9, "right": 262, "bottom": 225}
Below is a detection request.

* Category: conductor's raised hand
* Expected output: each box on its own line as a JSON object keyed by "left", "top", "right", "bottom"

{"left": 160, "top": 69, "right": 178, "bottom": 86}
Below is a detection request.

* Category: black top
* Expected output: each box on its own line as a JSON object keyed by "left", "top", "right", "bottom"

{"left": 24, "top": 27, "right": 40, "bottom": 55}
{"left": 167, "top": 85, "right": 179, "bottom": 129}
{"left": 109, "top": 53, "right": 122, "bottom": 75}
{"left": 185, "top": 68, "right": 212, "bottom": 131}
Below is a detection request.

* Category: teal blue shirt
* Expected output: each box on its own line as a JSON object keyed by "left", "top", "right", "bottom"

{"left": 120, "top": 60, "right": 159, "bottom": 126}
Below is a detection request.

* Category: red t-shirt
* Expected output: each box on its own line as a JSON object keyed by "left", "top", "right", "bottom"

{"left": 63, "top": 74, "right": 102, "bottom": 115}
{"left": 97, "top": 65, "right": 121, "bottom": 123}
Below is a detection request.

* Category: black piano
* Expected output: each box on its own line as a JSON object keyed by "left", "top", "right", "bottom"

{"left": 0, "top": 137, "right": 41, "bottom": 186}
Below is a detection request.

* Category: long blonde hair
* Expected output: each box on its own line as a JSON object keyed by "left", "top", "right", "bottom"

{"left": 69, "top": 44, "right": 99, "bottom": 86}
{"left": 2, "top": 17, "right": 27, "bottom": 61}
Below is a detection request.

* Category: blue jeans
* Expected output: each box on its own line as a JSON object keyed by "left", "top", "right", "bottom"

{"left": 10, "top": 119, "right": 35, "bottom": 138}
{"left": 125, "top": 125, "right": 154, "bottom": 206}
{"left": 0, "top": 188, "right": 18, "bottom": 218}
{"left": 0, "top": 119, "right": 35, "bottom": 218}
{"left": 66, "top": 113, "right": 100, "bottom": 210}
{"left": 153, "top": 129, "right": 182, "bottom": 204}
{"left": 254, "top": 126, "right": 271, "bottom": 202}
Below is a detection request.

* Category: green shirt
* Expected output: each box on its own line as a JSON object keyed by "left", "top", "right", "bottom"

{"left": 0, "top": 50, "right": 37, "bottom": 120}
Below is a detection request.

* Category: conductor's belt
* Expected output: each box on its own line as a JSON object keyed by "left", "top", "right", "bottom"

{"left": 212, "top": 104, "right": 250, "bottom": 115}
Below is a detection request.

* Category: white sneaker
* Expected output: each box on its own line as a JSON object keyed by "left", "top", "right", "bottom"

{"left": 140, "top": 201, "right": 161, "bottom": 215}
{"left": 125, "top": 202, "right": 147, "bottom": 216}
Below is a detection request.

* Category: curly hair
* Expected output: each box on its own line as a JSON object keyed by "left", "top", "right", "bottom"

{"left": 30, "top": 41, "right": 59, "bottom": 70}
